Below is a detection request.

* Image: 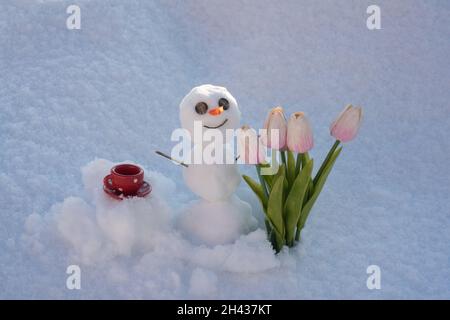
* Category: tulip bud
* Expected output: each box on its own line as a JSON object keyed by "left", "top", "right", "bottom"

{"left": 237, "top": 125, "right": 265, "bottom": 164}
{"left": 287, "top": 112, "right": 314, "bottom": 153}
{"left": 330, "top": 105, "right": 363, "bottom": 143}
{"left": 261, "top": 106, "right": 287, "bottom": 150}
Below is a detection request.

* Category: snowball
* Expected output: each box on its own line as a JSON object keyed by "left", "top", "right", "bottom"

{"left": 182, "top": 145, "right": 241, "bottom": 202}
{"left": 178, "top": 195, "right": 257, "bottom": 246}
{"left": 189, "top": 268, "right": 218, "bottom": 297}
{"left": 179, "top": 85, "right": 241, "bottom": 143}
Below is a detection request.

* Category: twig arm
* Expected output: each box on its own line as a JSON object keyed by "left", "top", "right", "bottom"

{"left": 155, "top": 151, "right": 189, "bottom": 168}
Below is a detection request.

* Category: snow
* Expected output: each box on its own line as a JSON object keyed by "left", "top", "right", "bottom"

{"left": 20, "top": 158, "right": 278, "bottom": 298}
{"left": 1, "top": 0, "right": 449, "bottom": 299}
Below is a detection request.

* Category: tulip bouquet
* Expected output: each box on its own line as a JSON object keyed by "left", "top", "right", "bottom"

{"left": 239, "top": 105, "right": 362, "bottom": 253}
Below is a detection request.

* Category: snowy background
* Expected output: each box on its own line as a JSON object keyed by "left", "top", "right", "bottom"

{"left": 1, "top": 0, "right": 449, "bottom": 299}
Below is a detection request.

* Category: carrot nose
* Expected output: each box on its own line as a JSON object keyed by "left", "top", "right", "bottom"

{"left": 208, "top": 106, "right": 224, "bottom": 116}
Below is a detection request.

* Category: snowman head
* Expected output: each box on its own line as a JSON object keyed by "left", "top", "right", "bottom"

{"left": 180, "top": 85, "right": 241, "bottom": 141}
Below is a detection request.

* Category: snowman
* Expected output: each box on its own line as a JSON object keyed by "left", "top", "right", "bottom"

{"left": 177, "top": 84, "right": 257, "bottom": 246}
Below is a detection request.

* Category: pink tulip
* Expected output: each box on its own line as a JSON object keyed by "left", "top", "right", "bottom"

{"left": 261, "top": 106, "right": 287, "bottom": 150}
{"left": 237, "top": 125, "right": 266, "bottom": 164}
{"left": 330, "top": 105, "right": 363, "bottom": 143}
{"left": 287, "top": 112, "right": 314, "bottom": 153}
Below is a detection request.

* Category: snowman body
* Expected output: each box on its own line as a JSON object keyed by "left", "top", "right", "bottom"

{"left": 177, "top": 85, "right": 257, "bottom": 246}
{"left": 182, "top": 143, "right": 240, "bottom": 202}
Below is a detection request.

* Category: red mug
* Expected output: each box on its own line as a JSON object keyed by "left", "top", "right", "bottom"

{"left": 110, "top": 164, "right": 144, "bottom": 196}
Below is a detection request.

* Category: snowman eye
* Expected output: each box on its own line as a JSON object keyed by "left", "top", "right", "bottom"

{"left": 195, "top": 102, "right": 208, "bottom": 115}
{"left": 218, "top": 98, "right": 230, "bottom": 110}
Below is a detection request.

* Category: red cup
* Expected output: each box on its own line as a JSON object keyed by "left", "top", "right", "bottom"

{"left": 110, "top": 164, "right": 144, "bottom": 196}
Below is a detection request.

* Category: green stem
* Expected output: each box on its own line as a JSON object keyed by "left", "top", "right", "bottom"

{"left": 286, "top": 151, "right": 296, "bottom": 187}
{"left": 294, "top": 152, "right": 311, "bottom": 242}
{"left": 295, "top": 227, "right": 301, "bottom": 242}
{"left": 280, "top": 150, "right": 287, "bottom": 168}
{"left": 295, "top": 153, "right": 302, "bottom": 177}
{"left": 256, "top": 165, "right": 269, "bottom": 198}
{"left": 303, "top": 152, "right": 310, "bottom": 163}
{"left": 256, "top": 165, "right": 272, "bottom": 237}
{"left": 264, "top": 219, "right": 272, "bottom": 237}
{"left": 313, "top": 140, "right": 340, "bottom": 185}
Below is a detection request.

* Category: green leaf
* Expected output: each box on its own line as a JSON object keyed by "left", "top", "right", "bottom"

{"left": 267, "top": 170, "right": 286, "bottom": 240}
{"left": 243, "top": 175, "right": 268, "bottom": 209}
{"left": 258, "top": 162, "right": 271, "bottom": 168}
{"left": 262, "top": 174, "right": 274, "bottom": 190}
{"left": 297, "top": 147, "right": 342, "bottom": 232}
{"left": 284, "top": 159, "right": 313, "bottom": 246}
{"left": 283, "top": 176, "right": 289, "bottom": 201}
{"left": 274, "top": 163, "right": 285, "bottom": 181}
{"left": 302, "top": 152, "right": 310, "bottom": 167}
{"left": 303, "top": 177, "right": 313, "bottom": 205}
{"left": 273, "top": 164, "right": 289, "bottom": 196}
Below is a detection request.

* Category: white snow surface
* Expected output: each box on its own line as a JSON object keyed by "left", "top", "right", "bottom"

{"left": 1, "top": 0, "right": 449, "bottom": 299}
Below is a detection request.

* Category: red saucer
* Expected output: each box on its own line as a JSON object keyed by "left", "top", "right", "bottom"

{"left": 103, "top": 174, "right": 152, "bottom": 200}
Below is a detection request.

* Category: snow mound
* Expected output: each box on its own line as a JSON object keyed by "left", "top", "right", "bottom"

{"left": 23, "top": 159, "right": 173, "bottom": 265}
{"left": 21, "top": 159, "right": 278, "bottom": 297}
